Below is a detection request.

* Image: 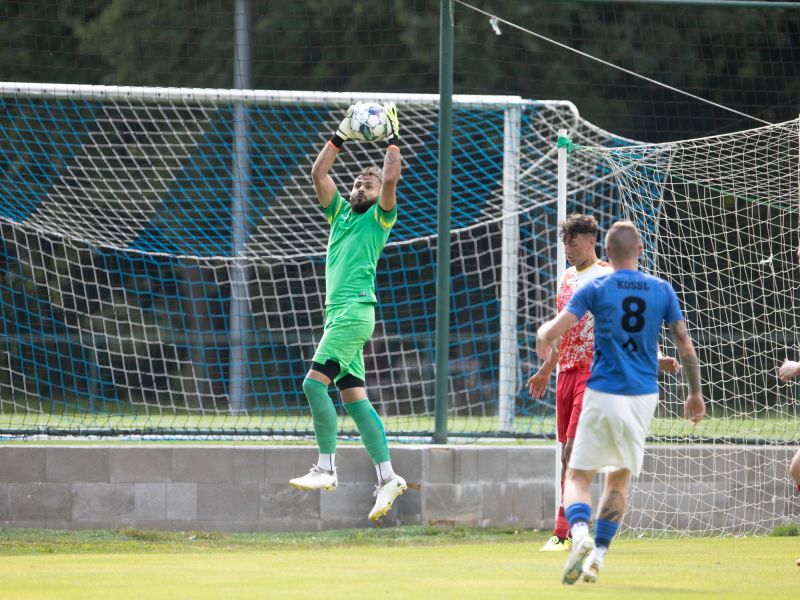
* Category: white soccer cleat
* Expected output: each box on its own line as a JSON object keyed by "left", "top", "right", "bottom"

{"left": 368, "top": 475, "right": 407, "bottom": 521}
{"left": 582, "top": 560, "right": 601, "bottom": 583}
{"left": 562, "top": 535, "right": 595, "bottom": 585}
{"left": 289, "top": 465, "right": 338, "bottom": 491}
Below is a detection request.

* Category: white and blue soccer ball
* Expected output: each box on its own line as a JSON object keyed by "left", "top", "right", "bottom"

{"left": 349, "top": 102, "right": 388, "bottom": 142}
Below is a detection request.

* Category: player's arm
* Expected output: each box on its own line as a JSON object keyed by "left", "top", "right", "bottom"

{"left": 667, "top": 320, "right": 705, "bottom": 424}
{"left": 527, "top": 341, "right": 559, "bottom": 398}
{"left": 537, "top": 280, "right": 593, "bottom": 361}
{"left": 778, "top": 359, "right": 800, "bottom": 382}
{"left": 311, "top": 106, "right": 356, "bottom": 209}
{"left": 536, "top": 310, "right": 579, "bottom": 361}
{"left": 529, "top": 284, "right": 561, "bottom": 398}
{"left": 379, "top": 103, "right": 401, "bottom": 212}
{"left": 657, "top": 346, "right": 681, "bottom": 373}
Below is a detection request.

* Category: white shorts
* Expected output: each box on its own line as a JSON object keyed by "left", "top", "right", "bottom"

{"left": 568, "top": 387, "right": 659, "bottom": 477}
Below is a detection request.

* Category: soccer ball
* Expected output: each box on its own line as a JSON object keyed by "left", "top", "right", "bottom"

{"left": 349, "top": 102, "right": 388, "bottom": 142}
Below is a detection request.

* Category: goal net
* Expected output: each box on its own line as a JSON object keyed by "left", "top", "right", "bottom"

{"left": 567, "top": 120, "right": 800, "bottom": 535}
{"left": 0, "top": 83, "right": 624, "bottom": 438}
{"left": 1, "top": 82, "right": 797, "bottom": 534}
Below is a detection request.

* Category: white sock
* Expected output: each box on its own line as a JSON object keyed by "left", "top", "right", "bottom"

{"left": 571, "top": 521, "right": 590, "bottom": 542}
{"left": 375, "top": 461, "right": 395, "bottom": 483}
{"left": 589, "top": 545, "right": 608, "bottom": 568}
{"left": 317, "top": 453, "right": 335, "bottom": 472}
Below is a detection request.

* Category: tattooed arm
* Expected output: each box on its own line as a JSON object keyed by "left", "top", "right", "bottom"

{"left": 668, "top": 320, "right": 704, "bottom": 424}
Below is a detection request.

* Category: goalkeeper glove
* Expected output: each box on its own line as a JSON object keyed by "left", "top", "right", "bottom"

{"left": 384, "top": 102, "right": 400, "bottom": 147}
{"left": 331, "top": 105, "right": 355, "bottom": 149}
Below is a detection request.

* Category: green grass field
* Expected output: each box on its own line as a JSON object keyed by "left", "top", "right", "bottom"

{"left": 0, "top": 527, "right": 797, "bottom": 599}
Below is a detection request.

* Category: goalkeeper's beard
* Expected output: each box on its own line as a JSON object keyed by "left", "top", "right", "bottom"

{"left": 350, "top": 193, "right": 376, "bottom": 214}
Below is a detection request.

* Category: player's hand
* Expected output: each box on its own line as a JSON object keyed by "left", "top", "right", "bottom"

{"left": 683, "top": 392, "right": 705, "bottom": 424}
{"left": 778, "top": 360, "right": 800, "bottom": 382}
{"left": 335, "top": 105, "right": 356, "bottom": 141}
{"left": 526, "top": 370, "right": 551, "bottom": 398}
{"left": 384, "top": 102, "right": 400, "bottom": 141}
{"left": 658, "top": 355, "right": 681, "bottom": 374}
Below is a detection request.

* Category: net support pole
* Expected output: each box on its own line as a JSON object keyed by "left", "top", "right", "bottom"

{"left": 228, "top": 0, "right": 252, "bottom": 415}
{"left": 433, "top": 0, "right": 454, "bottom": 444}
{"left": 497, "top": 106, "right": 522, "bottom": 432}
{"left": 554, "top": 128, "right": 569, "bottom": 520}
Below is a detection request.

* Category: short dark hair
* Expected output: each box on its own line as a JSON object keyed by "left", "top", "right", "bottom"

{"left": 606, "top": 220, "right": 641, "bottom": 261}
{"left": 559, "top": 213, "right": 599, "bottom": 244}
{"left": 357, "top": 165, "right": 382, "bottom": 184}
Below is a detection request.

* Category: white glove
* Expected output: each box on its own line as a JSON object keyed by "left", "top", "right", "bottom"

{"left": 335, "top": 105, "right": 356, "bottom": 141}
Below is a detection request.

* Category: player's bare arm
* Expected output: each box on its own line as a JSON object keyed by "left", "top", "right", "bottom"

{"left": 311, "top": 105, "right": 356, "bottom": 208}
{"left": 379, "top": 103, "right": 401, "bottom": 212}
{"left": 311, "top": 144, "right": 339, "bottom": 208}
{"left": 778, "top": 359, "right": 800, "bottom": 382}
{"left": 527, "top": 342, "right": 559, "bottom": 398}
{"left": 657, "top": 346, "right": 681, "bottom": 374}
{"left": 536, "top": 311, "right": 579, "bottom": 361}
{"left": 668, "top": 319, "right": 705, "bottom": 423}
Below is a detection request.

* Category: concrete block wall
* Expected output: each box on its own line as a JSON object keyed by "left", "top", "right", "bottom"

{"left": 0, "top": 445, "right": 795, "bottom": 533}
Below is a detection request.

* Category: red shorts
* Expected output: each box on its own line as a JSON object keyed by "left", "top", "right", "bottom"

{"left": 556, "top": 370, "right": 590, "bottom": 443}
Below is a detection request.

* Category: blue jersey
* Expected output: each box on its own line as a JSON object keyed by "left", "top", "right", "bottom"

{"left": 565, "top": 269, "right": 684, "bottom": 395}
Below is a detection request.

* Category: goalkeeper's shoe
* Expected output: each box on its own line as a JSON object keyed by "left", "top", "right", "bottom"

{"left": 582, "top": 560, "right": 601, "bottom": 583}
{"left": 289, "top": 465, "right": 338, "bottom": 491}
{"left": 540, "top": 536, "right": 572, "bottom": 552}
{"left": 368, "top": 475, "right": 407, "bottom": 521}
{"left": 562, "top": 535, "right": 594, "bottom": 585}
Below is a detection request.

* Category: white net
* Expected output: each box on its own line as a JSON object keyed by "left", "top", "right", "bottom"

{"left": 574, "top": 120, "right": 800, "bottom": 534}
{"left": 2, "top": 82, "right": 796, "bottom": 534}
{"left": 0, "top": 84, "right": 628, "bottom": 437}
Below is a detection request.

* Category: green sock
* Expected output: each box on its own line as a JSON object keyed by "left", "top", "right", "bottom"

{"left": 344, "top": 399, "right": 390, "bottom": 464}
{"left": 303, "top": 377, "right": 337, "bottom": 454}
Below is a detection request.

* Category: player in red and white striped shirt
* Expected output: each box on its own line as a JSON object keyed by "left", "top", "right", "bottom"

{"left": 528, "top": 214, "right": 611, "bottom": 551}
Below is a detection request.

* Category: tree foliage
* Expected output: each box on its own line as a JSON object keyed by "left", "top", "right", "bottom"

{"left": 2, "top": 0, "right": 799, "bottom": 138}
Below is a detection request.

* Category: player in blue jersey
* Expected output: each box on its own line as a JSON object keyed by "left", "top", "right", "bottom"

{"left": 536, "top": 220, "right": 704, "bottom": 585}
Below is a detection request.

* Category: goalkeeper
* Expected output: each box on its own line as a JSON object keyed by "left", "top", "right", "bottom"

{"left": 289, "top": 104, "right": 407, "bottom": 521}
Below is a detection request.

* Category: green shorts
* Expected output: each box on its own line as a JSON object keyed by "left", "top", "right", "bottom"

{"left": 312, "top": 302, "right": 375, "bottom": 383}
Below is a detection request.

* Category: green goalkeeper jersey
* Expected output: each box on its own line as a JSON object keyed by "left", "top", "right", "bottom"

{"left": 322, "top": 190, "right": 397, "bottom": 306}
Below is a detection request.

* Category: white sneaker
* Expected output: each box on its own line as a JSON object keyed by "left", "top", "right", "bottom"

{"left": 289, "top": 465, "right": 338, "bottom": 491}
{"left": 562, "top": 535, "right": 594, "bottom": 585}
{"left": 582, "top": 559, "right": 601, "bottom": 583}
{"left": 368, "top": 475, "right": 407, "bottom": 521}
